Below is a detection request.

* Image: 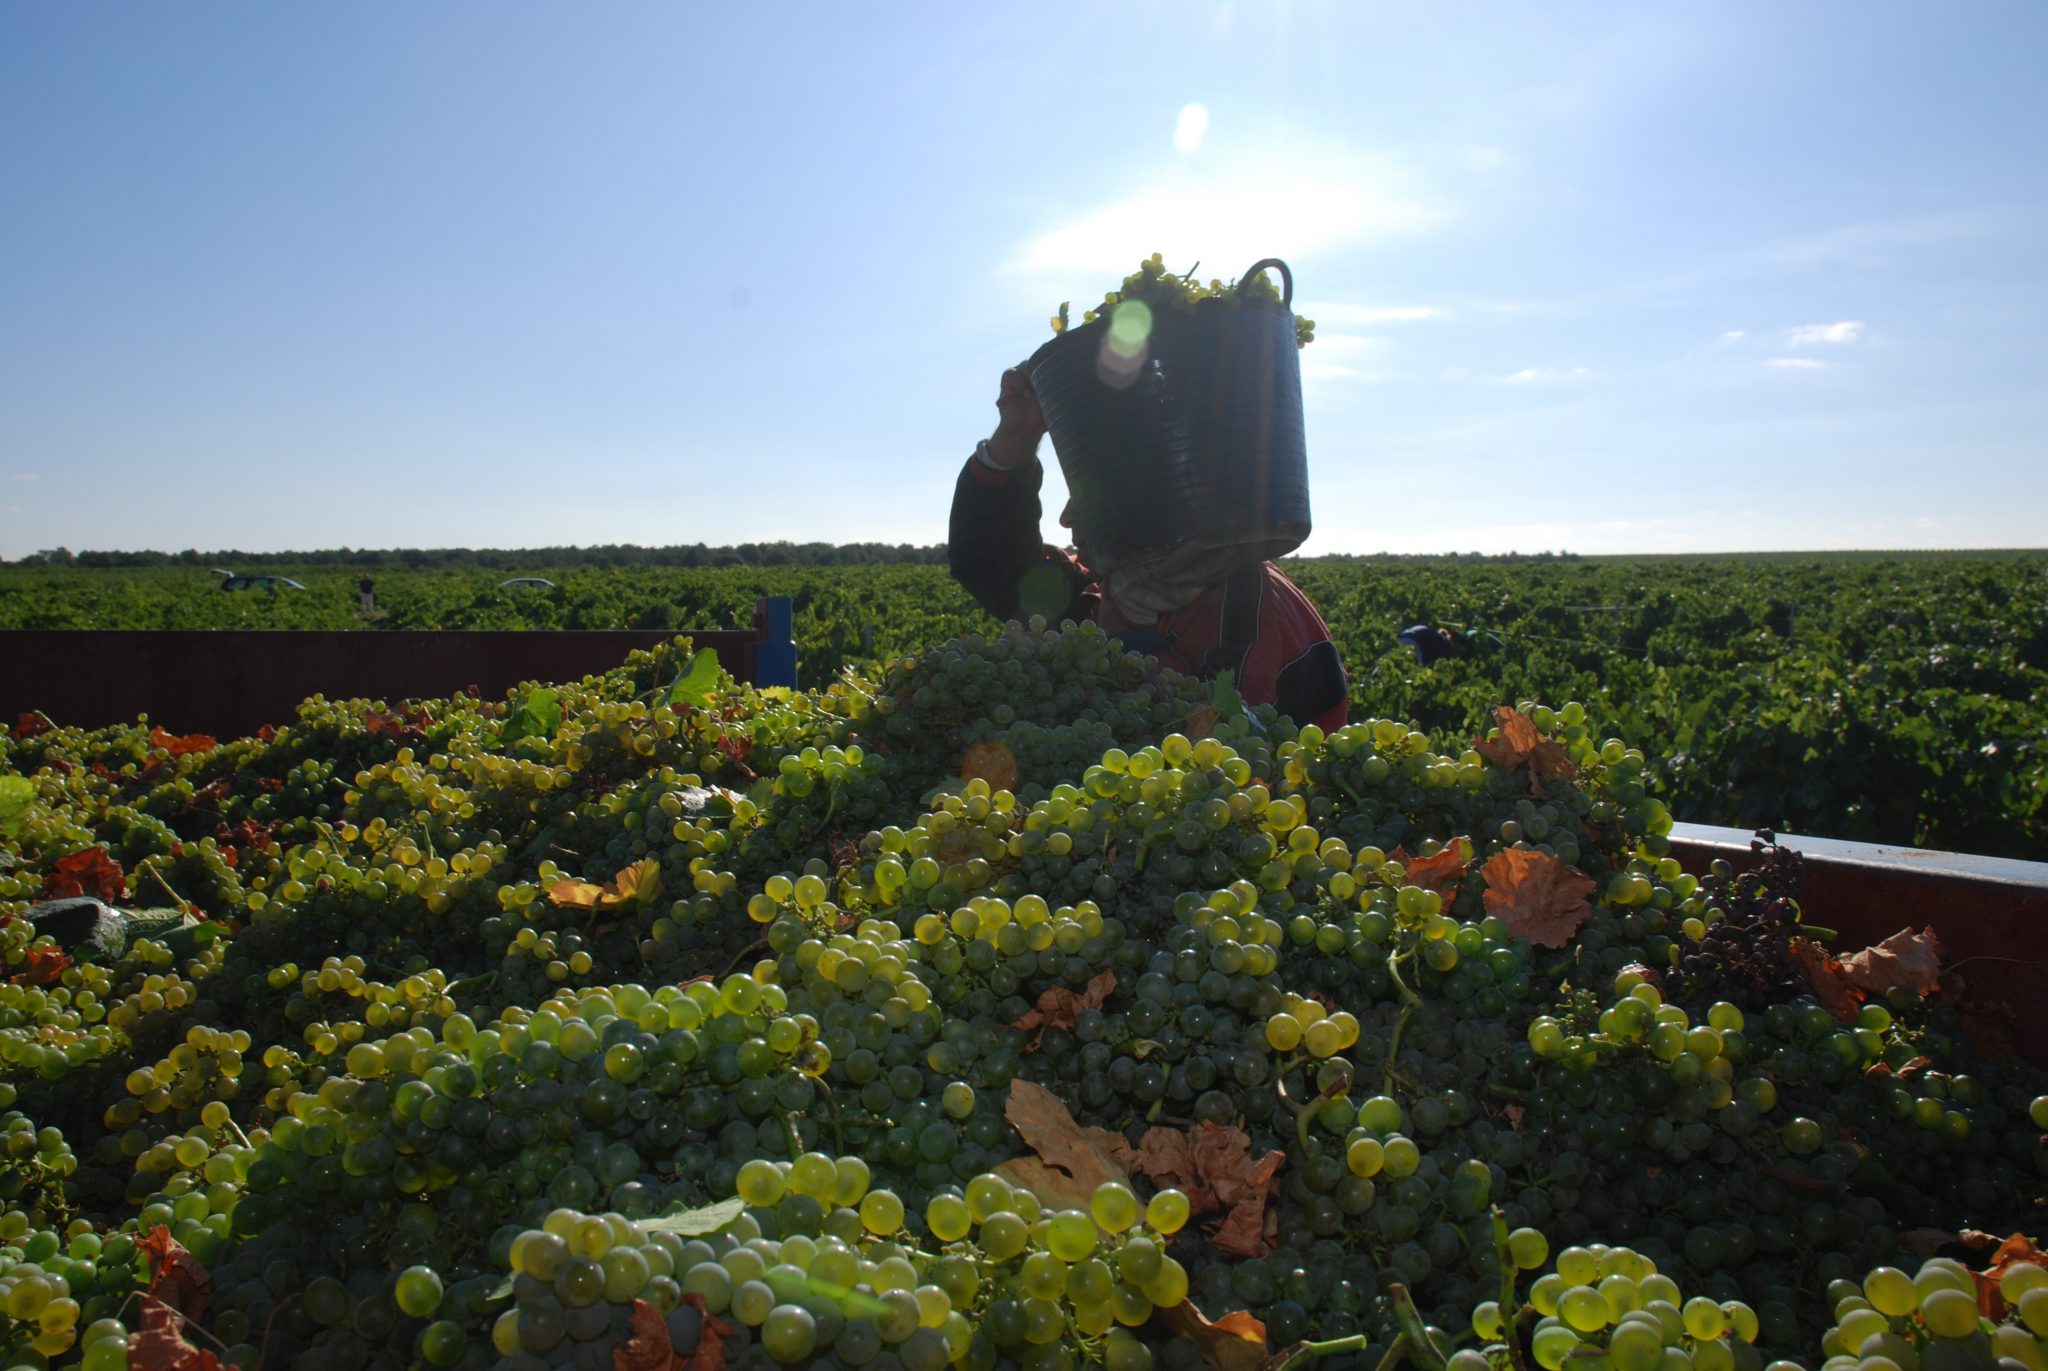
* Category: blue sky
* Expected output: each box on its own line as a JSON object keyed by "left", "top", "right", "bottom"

{"left": 2, "top": 2, "right": 2043, "bottom": 557}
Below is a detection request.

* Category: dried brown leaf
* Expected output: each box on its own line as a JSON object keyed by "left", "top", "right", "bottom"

{"left": 1392, "top": 843, "right": 1469, "bottom": 898}
{"left": 1839, "top": 927, "right": 1944, "bottom": 997}
{"left": 681, "top": 1292, "right": 737, "bottom": 1371}
{"left": 996, "top": 1080, "right": 1131, "bottom": 1210}
{"left": 1159, "top": 1300, "right": 1269, "bottom": 1371}
{"left": 1479, "top": 848, "right": 1595, "bottom": 948}
{"left": 1011, "top": 971, "right": 1117, "bottom": 1049}
{"left": 148, "top": 726, "right": 218, "bottom": 757}
{"left": 1976, "top": 1232, "right": 2048, "bottom": 1319}
{"left": 128, "top": 1298, "right": 225, "bottom": 1371}
{"left": 1789, "top": 937, "right": 1866, "bottom": 1022}
{"left": 616, "top": 1299, "right": 682, "bottom": 1371}
{"left": 1473, "top": 706, "right": 1578, "bottom": 796}
{"left": 1131, "top": 1127, "right": 1210, "bottom": 1209}
{"left": 140, "top": 1225, "right": 211, "bottom": 1320}
{"left": 549, "top": 858, "right": 663, "bottom": 911}
{"left": 1189, "top": 1123, "right": 1283, "bottom": 1258}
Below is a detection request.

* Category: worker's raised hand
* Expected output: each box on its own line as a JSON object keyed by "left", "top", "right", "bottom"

{"left": 985, "top": 366, "right": 1045, "bottom": 470}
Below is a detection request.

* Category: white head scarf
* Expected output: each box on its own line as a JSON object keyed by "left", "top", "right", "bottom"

{"left": 1095, "top": 539, "right": 1268, "bottom": 623}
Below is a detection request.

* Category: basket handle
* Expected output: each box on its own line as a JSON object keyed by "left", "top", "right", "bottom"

{"left": 1240, "top": 258, "right": 1292, "bottom": 310}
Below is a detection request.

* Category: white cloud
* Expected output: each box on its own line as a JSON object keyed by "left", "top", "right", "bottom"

{"left": 1173, "top": 104, "right": 1210, "bottom": 154}
{"left": 1313, "top": 303, "right": 1448, "bottom": 326}
{"left": 1008, "top": 154, "right": 1439, "bottom": 280}
{"left": 1505, "top": 366, "right": 1590, "bottom": 383}
{"left": 1301, "top": 362, "right": 1364, "bottom": 384}
{"left": 1787, "top": 321, "right": 1864, "bottom": 345}
{"left": 6, "top": 472, "right": 37, "bottom": 482}
{"left": 1300, "top": 335, "right": 1388, "bottom": 388}
{"left": 1308, "top": 334, "right": 1388, "bottom": 355}
{"left": 1719, "top": 330, "right": 1746, "bottom": 343}
{"left": 1766, "top": 357, "right": 1827, "bottom": 370}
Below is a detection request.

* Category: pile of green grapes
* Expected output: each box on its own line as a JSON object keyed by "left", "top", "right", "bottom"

{"left": 0, "top": 618, "right": 2043, "bottom": 1371}
{"left": 1048, "top": 253, "right": 1317, "bottom": 349}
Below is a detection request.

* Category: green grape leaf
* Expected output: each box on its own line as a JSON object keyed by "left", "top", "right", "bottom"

{"left": 1208, "top": 669, "right": 1244, "bottom": 718}
{"left": 0, "top": 775, "right": 32, "bottom": 840}
{"left": 640, "top": 1195, "right": 748, "bottom": 1237}
{"left": 667, "top": 648, "right": 722, "bottom": 709}
{"left": 502, "top": 688, "right": 561, "bottom": 744}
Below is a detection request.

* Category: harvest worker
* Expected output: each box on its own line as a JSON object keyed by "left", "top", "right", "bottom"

{"left": 950, "top": 367, "right": 1349, "bottom": 733}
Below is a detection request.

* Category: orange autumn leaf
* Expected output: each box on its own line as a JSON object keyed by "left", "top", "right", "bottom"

{"left": 1158, "top": 1300, "right": 1269, "bottom": 1371}
{"left": 1789, "top": 937, "right": 1866, "bottom": 1022}
{"left": 148, "top": 726, "right": 218, "bottom": 757}
{"left": 995, "top": 1080, "right": 1133, "bottom": 1211}
{"left": 1839, "top": 927, "right": 1944, "bottom": 997}
{"left": 140, "top": 1226, "right": 212, "bottom": 1320}
{"left": 960, "top": 741, "right": 1020, "bottom": 793}
{"left": 550, "top": 858, "right": 663, "bottom": 911}
{"left": 680, "top": 1292, "right": 737, "bottom": 1371}
{"left": 1011, "top": 971, "right": 1116, "bottom": 1049}
{"left": 1974, "top": 1233, "right": 2048, "bottom": 1319}
{"left": 1209, "top": 1197, "right": 1279, "bottom": 1259}
{"left": 1393, "top": 842, "right": 1469, "bottom": 898}
{"left": 616, "top": 1298, "right": 683, "bottom": 1371}
{"left": 43, "top": 846, "right": 126, "bottom": 903}
{"left": 128, "top": 1297, "right": 225, "bottom": 1371}
{"left": 363, "top": 705, "right": 431, "bottom": 740}
{"left": 13, "top": 945, "right": 71, "bottom": 987}
{"left": 1472, "top": 706, "right": 1578, "bottom": 796}
{"left": 1479, "top": 848, "right": 1595, "bottom": 949}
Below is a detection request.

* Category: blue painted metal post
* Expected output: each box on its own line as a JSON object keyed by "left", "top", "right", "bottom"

{"left": 754, "top": 597, "right": 797, "bottom": 687}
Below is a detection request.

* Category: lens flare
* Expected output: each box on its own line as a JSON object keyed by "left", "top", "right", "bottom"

{"left": 1097, "top": 300, "right": 1153, "bottom": 389}
{"left": 959, "top": 742, "right": 1019, "bottom": 793}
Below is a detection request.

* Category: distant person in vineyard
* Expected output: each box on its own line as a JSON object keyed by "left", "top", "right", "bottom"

{"left": 950, "top": 367, "right": 1348, "bottom": 733}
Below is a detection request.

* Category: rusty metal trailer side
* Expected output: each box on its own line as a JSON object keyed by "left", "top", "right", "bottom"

{"left": 1667, "top": 822, "right": 2048, "bottom": 1062}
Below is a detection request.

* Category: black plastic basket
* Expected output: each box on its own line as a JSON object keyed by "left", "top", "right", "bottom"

{"left": 1024, "top": 258, "right": 1310, "bottom": 569}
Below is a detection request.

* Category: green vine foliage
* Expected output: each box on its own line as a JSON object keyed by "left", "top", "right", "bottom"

{"left": 3, "top": 554, "right": 2042, "bottom": 859}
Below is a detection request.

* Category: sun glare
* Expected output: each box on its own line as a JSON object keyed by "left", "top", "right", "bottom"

{"left": 1173, "top": 103, "right": 1210, "bottom": 154}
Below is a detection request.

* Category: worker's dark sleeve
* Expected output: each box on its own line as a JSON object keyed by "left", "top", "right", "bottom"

{"left": 948, "top": 454, "right": 1091, "bottom": 623}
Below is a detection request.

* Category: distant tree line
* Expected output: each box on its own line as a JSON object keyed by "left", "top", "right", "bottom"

{"left": 11, "top": 543, "right": 954, "bottom": 570}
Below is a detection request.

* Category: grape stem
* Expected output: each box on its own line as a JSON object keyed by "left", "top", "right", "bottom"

{"left": 1491, "top": 1207, "right": 1533, "bottom": 1371}
{"left": 447, "top": 970, "right": 498, "bottom": 1002}
{"left": 1384, "top": 950, "right": 1422, "bottom": 1094}
{"left": 1389, "top": 1284, "right": 1448, "bottom": 1371}
{"left": 1371, "top": 1334, "right": 1413, "bottom": 1371}
{"left": 1267, "top": 1334, "right": 1372, "bottom": 1371}
{"left": 720, "top": 939, "right": 770, "bottom": 980}
{"left": 777, "top": 1109, "right": 806, "bottom": 1160}
{"left": 1277, "top": 1074, "right": 1318, "bottom": 1154}
{"left": 135, "top": 856, "right": 192, "bottom": 913}
{"left": 814, "top": 1076, "right": 846, "bottom": 1154}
